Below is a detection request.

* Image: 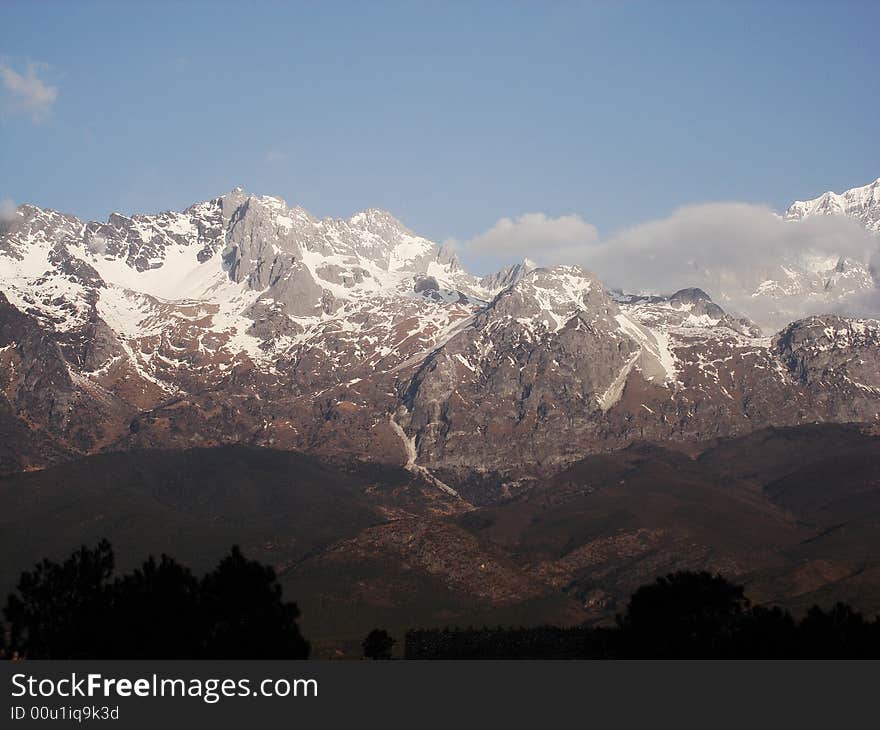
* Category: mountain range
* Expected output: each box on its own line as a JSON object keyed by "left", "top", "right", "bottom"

{"left": 1, "top": 178, "right": 878, "bottom": 481}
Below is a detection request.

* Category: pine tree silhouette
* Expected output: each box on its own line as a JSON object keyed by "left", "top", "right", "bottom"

{"left": 3, "top": 542, "right": 310, "bottom": 659}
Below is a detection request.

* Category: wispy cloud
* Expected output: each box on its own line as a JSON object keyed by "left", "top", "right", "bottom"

{"left": 0, "top": 61, "right": 58, "bottom": 123}
{"left": 0, "top": 197, "right": 17, "bottom": 221}
{"left": 264, "top": 148, "right": 288, "bottom": 165}
{"left": 585, "top": 203, "right": 876, "bottom": 292}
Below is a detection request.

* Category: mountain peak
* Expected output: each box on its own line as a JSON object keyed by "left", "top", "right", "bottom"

{"left": 483, "top": 263, "right": 607, "bottom": 332}
{"left": 784, "top": 176, "right": 880, "bottom": 232}
{"left": 669, "top": 287, "right": 712, "bottom": 304}
{"left": 348, "top": 207, "right": 407, "bottom": 231}
{"left": 480, "top": 257, "right": 539, "bottom": 294}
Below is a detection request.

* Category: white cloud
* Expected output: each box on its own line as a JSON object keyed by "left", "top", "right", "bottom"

{"left": 594, "top": 204, "right": 879, "bottom": 330}
{"left": 465, "top": 212, "right": 599, "bottom": 263}
{"left": 588, "top": 202, "right": 876, "bottom": 292}
{"left": 0, "top": 61, "right": 58, "bottom": 123}
{"left": 462, "top": 203, "right": 880, "bottom": 331}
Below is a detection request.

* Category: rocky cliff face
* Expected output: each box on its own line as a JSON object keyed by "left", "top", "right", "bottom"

{"left": 772, "top": 316, "right": 880, "bottom": 421}
{"left": 401, "top": 266, "right": 642, "bottom": 469}
{"left": 1, "top": 186, "right": 878, "bottom": 479}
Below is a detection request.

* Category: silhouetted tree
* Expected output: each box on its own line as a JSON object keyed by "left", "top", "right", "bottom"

{"left": 363, "top": 629, "right": 396, "bottom": 659}
{"left": 4, "top": 540, "right": 114, "bottom": 658}
{"left": 619, "top": 571, "right": 749, "bottom": 657}
{"left": 199, "top": 545, "right": 309, "bottom": 659}
{"left": 105, "top": 554, "right": 202, "bottom": 658}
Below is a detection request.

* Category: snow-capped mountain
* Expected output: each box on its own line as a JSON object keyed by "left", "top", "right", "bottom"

{"left": 0, "top": 189, "right": 490, "bottom": 387}
{"left": 785, "top": 177, "right": 880, "bottom": 233}
{"left": 1, "top": 186, "right": 879, "bottom": 478}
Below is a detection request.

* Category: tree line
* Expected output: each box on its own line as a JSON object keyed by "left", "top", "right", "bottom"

{"left": 405, "top": 572, "right": 880, "bottom": 659}
{"left": 3, "top": 544, "right": 879, "bottom": 659}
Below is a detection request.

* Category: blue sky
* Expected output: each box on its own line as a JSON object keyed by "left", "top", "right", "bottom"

{"left": 2, "top": 0, "right": 879, "bottom": 267}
